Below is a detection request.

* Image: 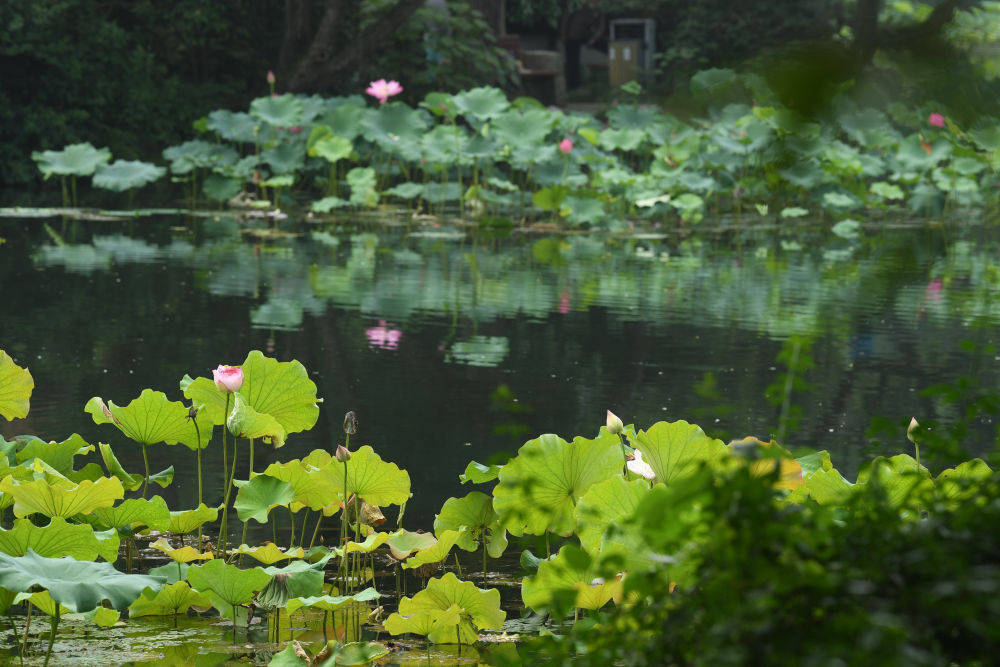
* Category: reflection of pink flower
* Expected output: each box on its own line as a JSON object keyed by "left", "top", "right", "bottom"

{"left": 559, "top": 138, "right": 573, "bottom": 154}
{"left": 366, "top": 320, "right": 402, "bottom": 350}
{"left": 925, "top": 279, "right": 942, "bottom": 301}
{"left": 366, "top": 79, "right": 403, "bottom": 105}
{"left": 558, "top": 291, "right": 571, "bottom": 314}
{"left": 928, "top": 113, "right": 946, "bottom": 128}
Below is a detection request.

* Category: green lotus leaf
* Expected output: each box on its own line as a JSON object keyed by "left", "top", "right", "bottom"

{"left": 0, "top": 476, "right": 123, "bottom": 518}
{"left": 17, "top": 590, "right": 121, "bottom": 627}
{"left": 336, "top": 531, "right": 395, "bottom": 557}
{"left": 493, "top": 431, "right": 622, "bottom": 537}
{"left": 856, "top": 454, "right": 932, "bottom": 508}
{"left": 312, "top": 196, "right": 349, "bottom": 212}
{"left": 394, "top": 572, "right": 504, "bottom": 643}
{"left": 318, "top": 641, "right": 390, "bottom": 666}
{"left": 163, "top": 140, "right": 236, "bottom": 174}
{"left": 0, "top": 550, "right": 163, "bottom": 612}
{"left": 346, "top": 166, "right": 379, "bottom": 207}
{"left": 386, "top": 530, "right": 438, "bottom": 561}
{"left": 261, "top": 142, "right": 306, "bottom": 174}
{"left": 936, "top": 459, "right": 993, "bottom": 507}
{"left": 88, "top": 495, "right": 171, "bottom": 533}
{"left": 459, "top": 461, "right": 502, "bottom": 485}
{"left": 168, "top": 503, "right": 220, "bottom": 535}
{"left": 235, "top": 542, "right": 304, "bottom": 565}
{"left": 235, "top": 474, "right": 295, "bottom": 523}
{"left": 84, "top": 389, "right": 212, "bottom": 450}
{"left": 420, "top": 91, "right": 458, "bottom": 118}
{"left": 227, "top": 392, "right": 286, "bottom": 447}
{"left": 284, "top": 587, "right": 381, "bottom": 616}
{"left": 250, "top": 94, "right": 304, "bottom": 127}
{"left": 93, "top": 160, "right": 166, "bottom": 191}
{"left": 202, "top": 173, "right": 243, "bottom": 201}
{"left": 522, "top": 544, "right": 620, "bottom": 613}
{"left": 128, "top": 580, "right": 212, "bottom": 617}
{"left": 32, "top": 142, "right": 111, "bottom": 178}
{"left": 574, "top": 476, "right": 651, "bottom": 554}
{"left": 0, "top": 351, "right": 33, "bottom": 420}
{"left": 434, "top": 492, "right": 507, "bottom": 558}
{"left": 16, "top": 433, "right": 93, "bottom": 475}
{"left": 384, "top": 603, "right": 461, "bottom": 639}
{"left": 186, "top": 559, "right": 272, "bottom": 611}
{"left": 785, "top": 466, "right": 854, "bottom": 505}
{"left": 149, "top": 562, "right": 188, "bottom": 585}
{"left": 237, "top": 351, "right": 321, "bottom": 436}
{"left": 149, "top": 465, "right": 174, "bottom": 488}
{"left": 67, "top": 463, "right": 105, "bottom": 484}
{"left": 492, "top": 108, "right": 555, "bottom": 147}
{"left": 151, "top": 537, "right": 214, "bottom": 564}
{"left": 453, "top": 86, "right": 509, "bottom": 121}
{"left": 0, "top": 517, "right": 119, "bottom": 562}
{"left": 269, "top": 643, "right": 307, "bottom": 666}
{"left": 626, "top": 420, "right": 728, "bottom": 485}
{"left": 402, "top": 529, "right": 464, "bottom": 570}
{"left": 310, "top": 135, "right": 352, "bottom": 164}
{"left": 262, "top": 457, "right": 342, "bottom": 515}
{"left": 421, "top": 125, "right": 469, "bottom": 164}
{"left": 262, "top": 554, "right": 333, "bottom": 598}
{"left": 363, "top": 103, "right": 427, "bottom": 145}
{"left": 326, "top": 445, "right": 410, "bottom": 507}
{"left": 383, "top": 182, "right": 424, "bottom": 199}
{"left": 206, "top": 109, "right": 258, "bottom": 143}
{"left": 98, "top": 443, "right": 143, "bottom": 491}
{"left": 179, "top": 374, "right": 229, "bottom": 426}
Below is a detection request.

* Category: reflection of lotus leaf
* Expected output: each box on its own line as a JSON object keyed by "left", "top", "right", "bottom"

{"left": 445, "top": 336, "right": 509, "bottom": 367}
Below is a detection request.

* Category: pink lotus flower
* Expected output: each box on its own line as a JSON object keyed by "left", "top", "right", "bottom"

{"left": 366, "top": 320, "right": 402, "bottom": 350}
{"left": 559, "top": 138, "right": 573, "bottom": 154}
{"left": 928, "top": 113, "right": 946, "bottom": 128}
{"left": 366, "top": 79, "right": 403, "bottom": 105}
{"left": 266, "top": 70, "right": 276, "bottom": 85}
{"left": 213, "top": 365, "right": 244, "bottom": 393}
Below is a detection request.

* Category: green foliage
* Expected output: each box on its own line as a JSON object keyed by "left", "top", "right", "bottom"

{"left": 0, "top": 350, "right": 33, "bottom": 420}
{"left": 386, "top": 572, "right": 505, "bottom": 643}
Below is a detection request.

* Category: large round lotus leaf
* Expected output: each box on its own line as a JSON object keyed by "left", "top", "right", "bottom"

{"left": 262, "top": 458, "right": 341, "bottom": 514}
{"left": 395, "top": 572, "right": 505, "bottom": 644}
{"left": 235, "top": 543, "right": 304, "bottom": 565}
{"left": 384, "top": 603, "right": 461, "bottom": 640}
{"left": 16, "top": 433, "right": 93, "bottom": 475}
{"left": 318, "top": 103, "right": 365, "bottom": 141}
{"left": 335, "top": 531, "right": 395, "bottom": 557}
{"left": 310, "top": 135, "right": 352, "bottom": 164}
{"left": 0, "top": 517, "right": 119, "bottom": 562}
{"left": 128, "top": 580, "right": 212, "bottom": 617}
{"left": 453, "top": 86, "right": 509, "bottom": 121}
{"left": 235, "top": 474, "right": 295, "bottom": 523}
{"left": 522, "top": 544, "right": 620, "bottom": 613}
{"left": 433, "top": 492, "right": 507, "bottom": 558}
{"left": 0, "top": 476, "right": 123, "bottom": 519}
{"left": 206, "top": 110, "right": 258, "bottom": 143}
{"left": 240, "top": 351, "right": 320, "bottom": 435}
{"left": 420, "top": 125, "right": 470, "bottom": 164}
{"left": 607, "top": 104, "right": 661, "bottom": 130}
{"left": 491, "top": 108, "right": 555, "bottom": 146}
{"left": 89, "top": 495, "right": 171, "bottom": 532}
{"left": 31, "top": 142, "right": 111, "bottom": 177}
{"left": 227, "top": 392, "right": 286, "bottom": 447}
{"left": 459, "top": 461, "right": 502, "bottom": 485}
{"left": 0, "top": 350, "right": 33, "bottom": 421}
{"left": 163, "top": 140, "right": 235, "bottom": 175}
{"left": 261, "top": 557, "right": 330, "bottom": 598}
{"left": 574, "top": 476, "right": 650, "bottom": 555}
{"left": 936, "top": 459, "right": 993, "bottom": 507}
{"left": 168, "top": 503, "right": 219, "bottom": 534}
{"left": 784, "top": 467, "right": 854, "bottom": 506}
{"left": 84, "top": 390, "right": 214, "bottom": 450}
{"left": 346, "top": 167, "right": 379, "bottom": 207}
{"left": 493, "top": 431, "right": 622, "bottom": 537}
{"left": 856, "top": 454, "right": 933, "bottom": 508}
{"left": 151, "top": 537, "right": 213, "bottom": 564}
{"left": 0, "top": 550, "right": 163, "bottom": 612}
{"left": 325, "top": 445, "right": 410, "bottom": 508}
{"left": 895, "top": 134, "right": 952, "bottom": 172}
{"left": 202, "top": 174, "right": 243, "bottom": 202}
{"left": 386, "top": 530, "right": 438, "bottom": 560}
{"left": 186, "top": 559, "right": 272, "bottom": 608}
{"left": 626, "top": 420, "right": 728, "bottom": 485}
{"left": 16, "top": 589, "right": 121, "bottom": 626}
{"left": 92, "top": 160, "right": 166, "bottom": 191}
{"left": 402, "top": 529, "right": 464, "bottom": 570}
{"left": 362, "top": 102, "right": 428, "bottom": 145}
{"left": 251, "top": 94, "right": 304, "bottom": 127}
{"left": 261, "top": 142, "right": 306, "bottom": 174}
{"left": 284, "top": 587, "right": 381, "bottom": 616}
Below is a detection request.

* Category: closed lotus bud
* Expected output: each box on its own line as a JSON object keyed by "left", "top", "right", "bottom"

{"left": 343, "top": 411, "right": 358, "bottom": 435}
{"left": 212, "top": 365, "right": 244, "bottom": 393}
{"left": 606, "top": 410, "right": 624, "bottom": 435}
{"left": 266, "top": 70, "right": 276, "bottom": 85}
{"left": 336, "top": 445, "right": 351, "bottom": 462}
{"left": 907, "top": 417, "right": 919, "bottom": 444}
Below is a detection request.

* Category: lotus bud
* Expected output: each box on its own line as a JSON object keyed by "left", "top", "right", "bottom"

{"left": 343, "top": 411, "right": 358, "bottom": 435}
{"left": 212, "top": 365, "right": 244, "bottom": 393}
{"left": 336, "top": 445, "right": 351, "bottom": 462}
{"left": 928, "top": 113, "right": 945, "bottom": 128}
{"left": 266, "top": 70, "right": 276, "bottom": 85}
{"left": 559, "top": 138, "right": 573, "bottom": 154}
{"left": 906, "top": 417, "right": 919, "bottom": 444}
{"left": 187, "top": 404, "right": 199, "bottom": 420}
{"left": 606, "top": 410, "right": 624, "bottom": 435}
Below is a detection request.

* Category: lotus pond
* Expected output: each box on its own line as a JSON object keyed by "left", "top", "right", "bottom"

{"left": 0, "top": 209, "right": 999, "bottom": 664}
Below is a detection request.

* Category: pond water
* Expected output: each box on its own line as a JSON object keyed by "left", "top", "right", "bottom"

{"left": 2, "top": 212, "right": 999, "bottom": 532}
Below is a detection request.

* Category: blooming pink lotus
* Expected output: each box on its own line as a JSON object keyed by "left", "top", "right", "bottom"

{"left": 366, "top": 320, "right": 402, "bottom": 350}
{"left": 213, "top": 365, "right": 244, "bottom": 393}
{"left": 928, "top": 113, "right": 946, "bottom": 128}
{"left": 559, "top": 138, "right": 573, "bottom": 154}
{"left": 366, "top": 79, "right": 403, "bottom": 105}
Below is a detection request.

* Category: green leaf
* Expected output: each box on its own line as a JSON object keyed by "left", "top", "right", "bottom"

{"left": 390, "top": 572, "right": 504, "bottom": 643}
{"left": 459, "top": 461, "right": 502, "bottom": 485}
{"left": 434, "top": 492, "right": 507, "bottom": 558}
{"left": 856, "top": 454, "right": 932, "bottom": 508}
{"left": 384, "top": 603, "right": 462, "bottom": 639}
{"left": 0, "top": 476, "right": 124, "bottom": 518}
{"left": 780, "top": 206, "right": 809, "bottom": 218}
{"left": 235, "top": 543, "right": 304, "bottom": 565}
{"left": 493, "top": 431, "right": 623, "bottom": 537}
{"left": 128, "top": 580, "right": 212, "bottom": 617}
{"left": 0, "top": 351, "right": 33, "bottom": 420}
{"left": 92, "top": 160, "right": 166, "bottom": 191}
{"left": 32, "top": 143, "right": 111, "bottom": 178}
{"left": 870, "top": 181, "right": 905, "bottom": 200}
{"left": 936, "top": 459, "right": 993, "bottom": 507}
{"left": 0, "top": 517, "right": 119, "bottom": 562}
{"left": 626, "top": 420, "right": 728, "bottom": 485}
{"left": 227, "top": 392, "right": 287, "bottom": 447}
{"left": 0, "top": 550, "right": 163, "bottom": 612}
{"left": 250, "top": 94, "right": 304, "bottom": 127}
{"left": 262, "top": 456, "right": 342, "bottom": 514}
{"left": 574, "top": 476, "right": 650, "bottom": 554}
{"left": 785, "top": 467, "right": 854, "bottom": 505}
{"left": 149, "top": 465, "right": 174, "bottom": 488}
{"left": 89, "top": 495, "right": 171, "bottom": 532}
{"left": 312, "top": 196, "right": 349, "bottom": 212}
{"left": 522, "top": 544, "right": 620, "bottom": 613}
{"left": 385, "top": 530, "right": 438, "bottom": 561}
{"left": 310, "top": 136, "right": 352, "bottom": 164}
{"left": 347, "top": 167, "right": 379, "bottom": 207}
{"left": 202, "top": 174, "right": 243, "bottom": 202}
{"left": 402, "top": 529, "right": 465, "bottom": 570}
{"left": 326, "top": 445, "right": 410, "bottom": 507}
{"left": 453, "top": 86, "right": 509, "bottom": 120}
{"left": 186, "top": 559, "right": 272, "bottom": 609}
{"left": 168, "top": 504, "right": 220, "bottom": 534}
{"left": 235, "top": 474, "right": 295, "bottom": 523}
{"left": 16, "top": 433, "right": 93, "bottom": 475}
{"left": 336, "top": 531, "right": 395, "bottom": 557}
{"left": 284, "top": 587, "right": 381, "bottom": 616}
{"left": 84, "top": 390, "right": 210, "bottom": 450}
{"left": 237, "top": 351, "right": 322, "bottom": 436}
{"left": 179, "top": 374, "right": 230, "bottom": 426}
{"left": 151, "top": 537, "right": 214, "bottom": 564}
{"left": 325, "top": 641, "right": 390, "bottom": 665}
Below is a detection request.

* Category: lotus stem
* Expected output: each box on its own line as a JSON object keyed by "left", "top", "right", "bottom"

{"left": 288, "top": 506, "right": 296, "bottom": 550}
{"left": 482, "top": 539, "right": 488, "bottom": 587}
{"left": 232, "top": 604, "right": 237, "bottom": 644}
{"left": 545, "top": 532, "right": 550, "bottom": 559}
{"left": 340, "top": 459, "right": 349, "bottom": 589}
{"left": 308, "top": 513, "right": 323, "bottom": 550}
{"left": 300, "top": 509, "right": 310, "bottom": 547}
{"left": 453, "top": 552, "right": 462, "bottom": 578}
{"left": 218, "top": 436, "right": 240, "bottom": 558}
{"left": 21, "top": 602, "right": 31, "bottom": 657}
{"left": 138, "top": 444, "right": 151, "bottom": 499}
{"left": 248, "top": 437, "right": 255, "bottom": 478}
{"left": 272, "top": 520, "right": 278, "bottom": 545}
{"left": 42, "top": 605, "right": 58, "bottom": 667}
{"left": 222, "top": 394, "right": 231, "bottom": 490}
{"left": 192, "top": 419, "right": 204, "bottom": 549}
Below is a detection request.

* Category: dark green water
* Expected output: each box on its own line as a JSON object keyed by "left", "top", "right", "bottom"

{"left": 2, "top": 213, "right": 999, "bottom": 530}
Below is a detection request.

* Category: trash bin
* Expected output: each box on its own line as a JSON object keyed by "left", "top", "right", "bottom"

{"left": 609, "top": 40, "right": 640, "bottom": 86}
{"left": 608, "top": 19, "right": 655, "bottom": 85}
